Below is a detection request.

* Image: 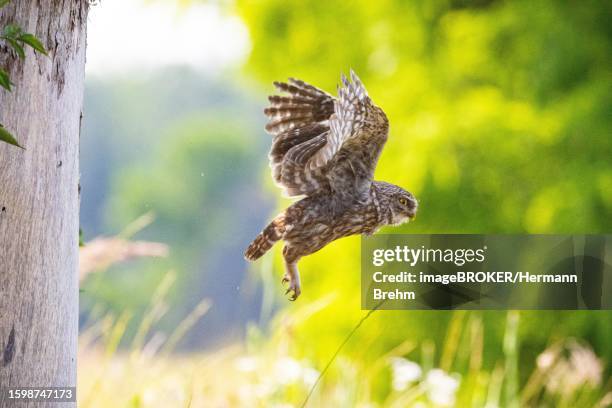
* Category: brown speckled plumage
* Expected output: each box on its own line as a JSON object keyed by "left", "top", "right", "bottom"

{"left": 245, "top": 70, "right": 418, "bottom": 300}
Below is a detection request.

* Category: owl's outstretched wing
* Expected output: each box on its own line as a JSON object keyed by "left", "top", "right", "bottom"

{"left": 265, "top": 71, "right": 387, "bottom": 197}
{"left": 310, "top": 71, "right": 388, "bottom": 197}
{"left": 266, "top": 78, "right": 335, "bottom": 196}
{"left": 307, "top": 71, "right": 369, "bottom": 169}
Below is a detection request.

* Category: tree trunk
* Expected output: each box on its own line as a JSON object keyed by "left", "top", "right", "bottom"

{"left": 0, "top": 2, "right": 87, "bottom": 406}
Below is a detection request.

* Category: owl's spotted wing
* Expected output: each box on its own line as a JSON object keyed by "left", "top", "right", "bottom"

{"left": 266, "top": 78, "right": 335, "bottom": 196}
{"left": 309, "top": 71, "right": 388, "bottom": 197}
{"left": 265, "top": 71, "right": 387, "bottom": 197}
{"left": 265, "top": 78, "right": 335, "bottom": 136}
{"left": 307, "top": 71, "right": 369, "bottom": 169}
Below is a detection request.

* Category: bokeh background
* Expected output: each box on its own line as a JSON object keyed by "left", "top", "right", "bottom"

{"left": 78, "top": 0, "right": 612, "bottom": 406}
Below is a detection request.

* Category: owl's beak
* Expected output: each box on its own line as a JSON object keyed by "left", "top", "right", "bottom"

{"left": 407, "top": 206, "right": 417, "bottom": 221}
{"left": 408, "top": 199, "right": 418, "bottom": 220}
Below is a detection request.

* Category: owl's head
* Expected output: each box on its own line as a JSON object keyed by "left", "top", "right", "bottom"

{"left": 374, "top": 181, "right": 418, "bottom": 226}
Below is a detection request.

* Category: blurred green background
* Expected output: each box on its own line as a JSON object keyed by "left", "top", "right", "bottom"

{"left": 79, "top": 0, "right": 612, "bottom": 406}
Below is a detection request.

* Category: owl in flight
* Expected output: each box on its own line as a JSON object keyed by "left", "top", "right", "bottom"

{"left": 245, "top": 70, "right": 418, "bottom": 300}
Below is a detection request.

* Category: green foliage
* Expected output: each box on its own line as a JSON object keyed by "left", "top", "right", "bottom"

{"left": 2, "top": 24, "right": 26, "bottom": 59}
{"left": 239, "top": 0, "right": 612, "bottom": 233}
{"left": 80, "top": 70, "right": 269, "bottom": 345}
{"left": 0, "top": 68, "right": 12, "bottom": 91}
{"left": 236, "top": 0, "right": 612, "bottom": 401}
{"left": 109, "top": 115, "right": 257, "bottom": 244}
{"left": 1, "top": 23, "right": 48, "bottom": 59}
{"left": 0, "top": 124, "right": 22, "bottom": 148}
{"left": 0, "top": 3, "right": 48, "bottom": 148}
{"left": 16, "top": 33, "right": 48, "bottom": 56}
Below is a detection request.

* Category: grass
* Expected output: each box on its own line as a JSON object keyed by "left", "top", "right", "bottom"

{"left": 78, "top": 270, "right": 611, "bottom": 408}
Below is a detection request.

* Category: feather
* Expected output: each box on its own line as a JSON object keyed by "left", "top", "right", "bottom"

{"left": 264, "top": 71, "right": 386, "bottom": 198}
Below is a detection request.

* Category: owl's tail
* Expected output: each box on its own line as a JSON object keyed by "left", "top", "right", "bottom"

{"left": 244, "top": 215, "right": 285, "bottom": 261}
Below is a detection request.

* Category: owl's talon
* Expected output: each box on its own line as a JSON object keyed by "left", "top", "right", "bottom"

{"left": 282, "top": 259, "right": 301, "bottom": 300}
{"left": 281, "top": 273, "right": 301, "bottom": 300}
{"left": 284, "top": 283, "right": 301, "bottom": 300}
{"left": 286, "top": 288, "right": 299, "bottom": 301}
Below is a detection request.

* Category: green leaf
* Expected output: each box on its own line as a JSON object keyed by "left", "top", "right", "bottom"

{"left": 2, "top": 24, "right": 21, "bottom": 39}
{"left": 18, "top": 33, "right": 48, "bottom": 55}
{"left": 6, "top": 38, "right": 25, "bottom": 59}
{"left": 0, "top": 69, "right": 12, "bottom": 91}
{"left": 0, "top": 124, "right": 24, "bottom": 149}
{"left": 0, "top": 0, "right": 11, "bottom": 8}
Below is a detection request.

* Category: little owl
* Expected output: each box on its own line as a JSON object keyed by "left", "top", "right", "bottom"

{"left": 245, "top": 70, "right": 418, "bottom": 300}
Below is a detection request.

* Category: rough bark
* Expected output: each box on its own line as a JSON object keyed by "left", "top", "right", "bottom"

{"left": 0, "top": 2, "right": 87, "bottom": 407}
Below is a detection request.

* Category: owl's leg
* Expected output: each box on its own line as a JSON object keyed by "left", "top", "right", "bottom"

{"left": 282, "top": 246, "right": 301, "bottom": 301}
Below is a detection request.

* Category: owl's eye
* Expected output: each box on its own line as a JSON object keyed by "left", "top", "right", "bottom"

{"left": 399, "top": 197, "right": 408, "bottom": 206}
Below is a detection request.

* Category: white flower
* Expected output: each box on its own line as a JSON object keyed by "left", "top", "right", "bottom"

{"left": 389, "top": 357, "right": 422, "bottom": 391}
{"left": 425, "top": 369, "right": 460, "bottom": 406}
{"left": 543, "top": 341, "right": 603, "bottom": 395}
{"left": 537, "top": 349, "right": 557, "bottom": 370}
{"left": 568, "top": 341, "right": 602, "bottom": 387}
{"left": 302, "top": 367, "right": 320, "bottom": 387}
{"left": 274, "top": 357, "right": 304, "bottom": 385}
